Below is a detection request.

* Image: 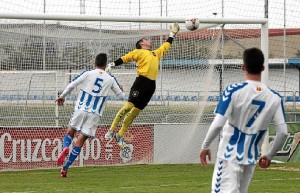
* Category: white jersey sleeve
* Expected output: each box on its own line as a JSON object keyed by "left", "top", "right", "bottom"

{"left": 272, "top": 95, "right": 286, "bottom": 126}
{"left": 110, "top": 75, "right": 123, "bottom": 96}
{"left": 265, "top": 91, "right": 288, "bottom": 159}
{"left": 59, "top": 71, "right": 88, "bottom": 98}
{"left": 201, "top": 114, "right": 227, "bottom": 149}
{"left": 266, "top": 123, "right": 288, "bottom": 159}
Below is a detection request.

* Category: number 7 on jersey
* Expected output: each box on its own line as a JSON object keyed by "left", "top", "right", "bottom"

{"left": 246, "top": 99, "right": 266, "bottom": 127}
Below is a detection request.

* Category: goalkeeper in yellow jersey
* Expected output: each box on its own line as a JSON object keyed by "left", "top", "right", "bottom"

{"left": 105, "top": 22, "right": 180, "bottom": 148}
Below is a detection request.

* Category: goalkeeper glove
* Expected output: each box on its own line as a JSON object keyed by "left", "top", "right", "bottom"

{"left": 105, "top": 62, "right": 115, "bottom": 74}
{"left": 169, "top": 22, "right": 180, "bottom": 37}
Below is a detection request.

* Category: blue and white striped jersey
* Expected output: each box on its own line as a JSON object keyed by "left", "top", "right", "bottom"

{"left": 215, "top": 80, "right": 286, "bottom": 165}
{"left": 60, "top": 69, "right": 123, "bottom": 116}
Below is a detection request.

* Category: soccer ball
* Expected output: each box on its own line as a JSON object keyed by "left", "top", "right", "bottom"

{"left": 185, "top": 18, "right": 199, "bottom": 31}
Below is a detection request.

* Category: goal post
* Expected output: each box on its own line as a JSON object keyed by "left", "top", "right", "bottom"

{"left": 261, "top": 22, "right": 270, "bottom": 155}
{"left": 0, "top": 13, "right": 272, "bottom": 170}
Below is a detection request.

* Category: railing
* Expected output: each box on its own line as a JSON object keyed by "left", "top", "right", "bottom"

{"left": 286, "top": 112, "right": 300, "bottom": 123}
{"left": 1, "top": 89, "right": 300, "bottom": 105}
{"left": 1, "top": 90, "right": 300, "bottom": 126}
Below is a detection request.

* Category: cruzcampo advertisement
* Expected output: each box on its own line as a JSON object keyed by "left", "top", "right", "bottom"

{"left": 269, "top": 123, "right": 300, "bottom": 162}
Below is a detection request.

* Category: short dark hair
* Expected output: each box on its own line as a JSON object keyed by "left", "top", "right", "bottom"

{"left": 243, "top": 47, "right": 264, "bottom": 74}
{"left": 95, "top": 53, "right": 107, "bottom": 67}
{"left": 136, "top": 38, "right": 148, "bottom": 49}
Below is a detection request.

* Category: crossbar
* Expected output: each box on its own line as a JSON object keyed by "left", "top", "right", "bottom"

{"left": 0, "top": 13, "right": 268, "bottom": 24}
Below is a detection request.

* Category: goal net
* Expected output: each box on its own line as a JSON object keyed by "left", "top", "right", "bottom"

{"left": 0, "top": 71, "right": 59, "bottom": 127}
{"left": 0, "top": 19, "right": 262, "bottom": 170}
{"left": 0, "top": 0, "right": 299, "bottom": 170}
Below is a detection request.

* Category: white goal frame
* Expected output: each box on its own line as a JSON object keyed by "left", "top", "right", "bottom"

{"left": 0, "top": 13, "right": 269, "bottom": 154}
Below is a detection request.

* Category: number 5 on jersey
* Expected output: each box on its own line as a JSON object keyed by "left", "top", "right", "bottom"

{"left": 92, "top": 78, "right": 103, "bottom": 94}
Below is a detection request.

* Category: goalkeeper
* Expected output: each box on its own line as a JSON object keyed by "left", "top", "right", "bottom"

{"left": 104, "top": 22, "right": 180, "bottom": 148}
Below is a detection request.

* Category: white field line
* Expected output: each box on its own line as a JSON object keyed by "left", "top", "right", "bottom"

{"left": 252, "top": 177, "right": 300, "bottom": 182}
{"left": 118, "top": 177, "right": 300, "bottom": 190}
{"left": 2, "top": 173, "right": 300, "bottom": 192}
{"left": 1, "top": 192, "right": 37, "bottom": 193}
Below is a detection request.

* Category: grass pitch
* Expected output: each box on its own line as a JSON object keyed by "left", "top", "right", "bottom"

{"left": 1, "top": 163, "right": 300, "bottom": 193}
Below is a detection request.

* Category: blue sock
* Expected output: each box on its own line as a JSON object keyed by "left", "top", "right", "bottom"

{"left": 63, "top": 146, "right": 81, "bottom": 170}
{"left": 63, "top": 134, "right": 73, "bottom": 148}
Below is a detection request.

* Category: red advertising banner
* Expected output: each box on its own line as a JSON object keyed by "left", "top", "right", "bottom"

{"left": 0, "top": 125, "right": 153, "bottom": 170}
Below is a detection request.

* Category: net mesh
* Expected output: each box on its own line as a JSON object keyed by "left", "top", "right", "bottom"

{"left": 0, "top": 21, "right": 231, "bottom": 126}
{"left": 0, "top": 71, "right": 58, "bottom": 127}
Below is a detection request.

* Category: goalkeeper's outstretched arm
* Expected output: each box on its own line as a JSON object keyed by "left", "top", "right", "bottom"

{"left": 105, "top": 23, "right": 179, "bottom": 73}
{"left": 166, "top": 22, "right": 180, "bottom": 44}
{"left": 154, "top": 22, "right": 180, "bottom": 58}
{"left": 169, "top": 22, "right": 180, "bottom": 38}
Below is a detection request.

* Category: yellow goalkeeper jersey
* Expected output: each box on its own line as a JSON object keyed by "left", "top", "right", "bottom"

{"left": 120, "top": 42, "right": 171, "bottom": 80}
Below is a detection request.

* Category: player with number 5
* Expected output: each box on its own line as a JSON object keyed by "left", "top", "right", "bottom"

{"left": 200, "top": 48, "right": 288, "bottom": 193}
{"left": 55, "top": 53, "right": 125, "bottom": 177}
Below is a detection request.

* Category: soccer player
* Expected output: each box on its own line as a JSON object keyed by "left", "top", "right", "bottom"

{"left": 199, "top": 48, "right": 288, "bottom": 193}
{"left": 104, "top": 23, "right": 180, "bottom": 148}
{"left": 56, "top": 53, "right": 125, "bottom": 177}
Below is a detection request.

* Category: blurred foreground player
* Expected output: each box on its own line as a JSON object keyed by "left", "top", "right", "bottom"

{"left": 200, "top": 48, "right": 288, "bottom": 193}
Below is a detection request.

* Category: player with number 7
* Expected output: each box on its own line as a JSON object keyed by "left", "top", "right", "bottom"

{"left": 200, "top": 48, "right": 288, "bottom": 193}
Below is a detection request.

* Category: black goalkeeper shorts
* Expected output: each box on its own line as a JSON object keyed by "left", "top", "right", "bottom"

{"left": 128, "top": 76, "right": 156, "bottom": 110}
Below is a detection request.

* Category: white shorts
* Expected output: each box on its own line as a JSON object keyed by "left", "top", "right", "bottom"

{"left": 211, "top": 157, "right": 256, "bottom": 193}
{"left": 68, "top": 110, "right": 100, "bottom": 138}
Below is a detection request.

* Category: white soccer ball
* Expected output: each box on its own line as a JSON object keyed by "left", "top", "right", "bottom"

{"left": 185, "top": 18, "right": 200, "bottom": 31}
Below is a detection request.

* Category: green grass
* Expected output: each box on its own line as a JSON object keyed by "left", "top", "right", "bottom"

{"left": 0, "top": 103, "right": 216, "bottom": 126}
{"left": 1, "top": 163, "right": 300, "bottom": 193}
{"left": 1, "top": 101, "right": 299, "bottom": 126}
